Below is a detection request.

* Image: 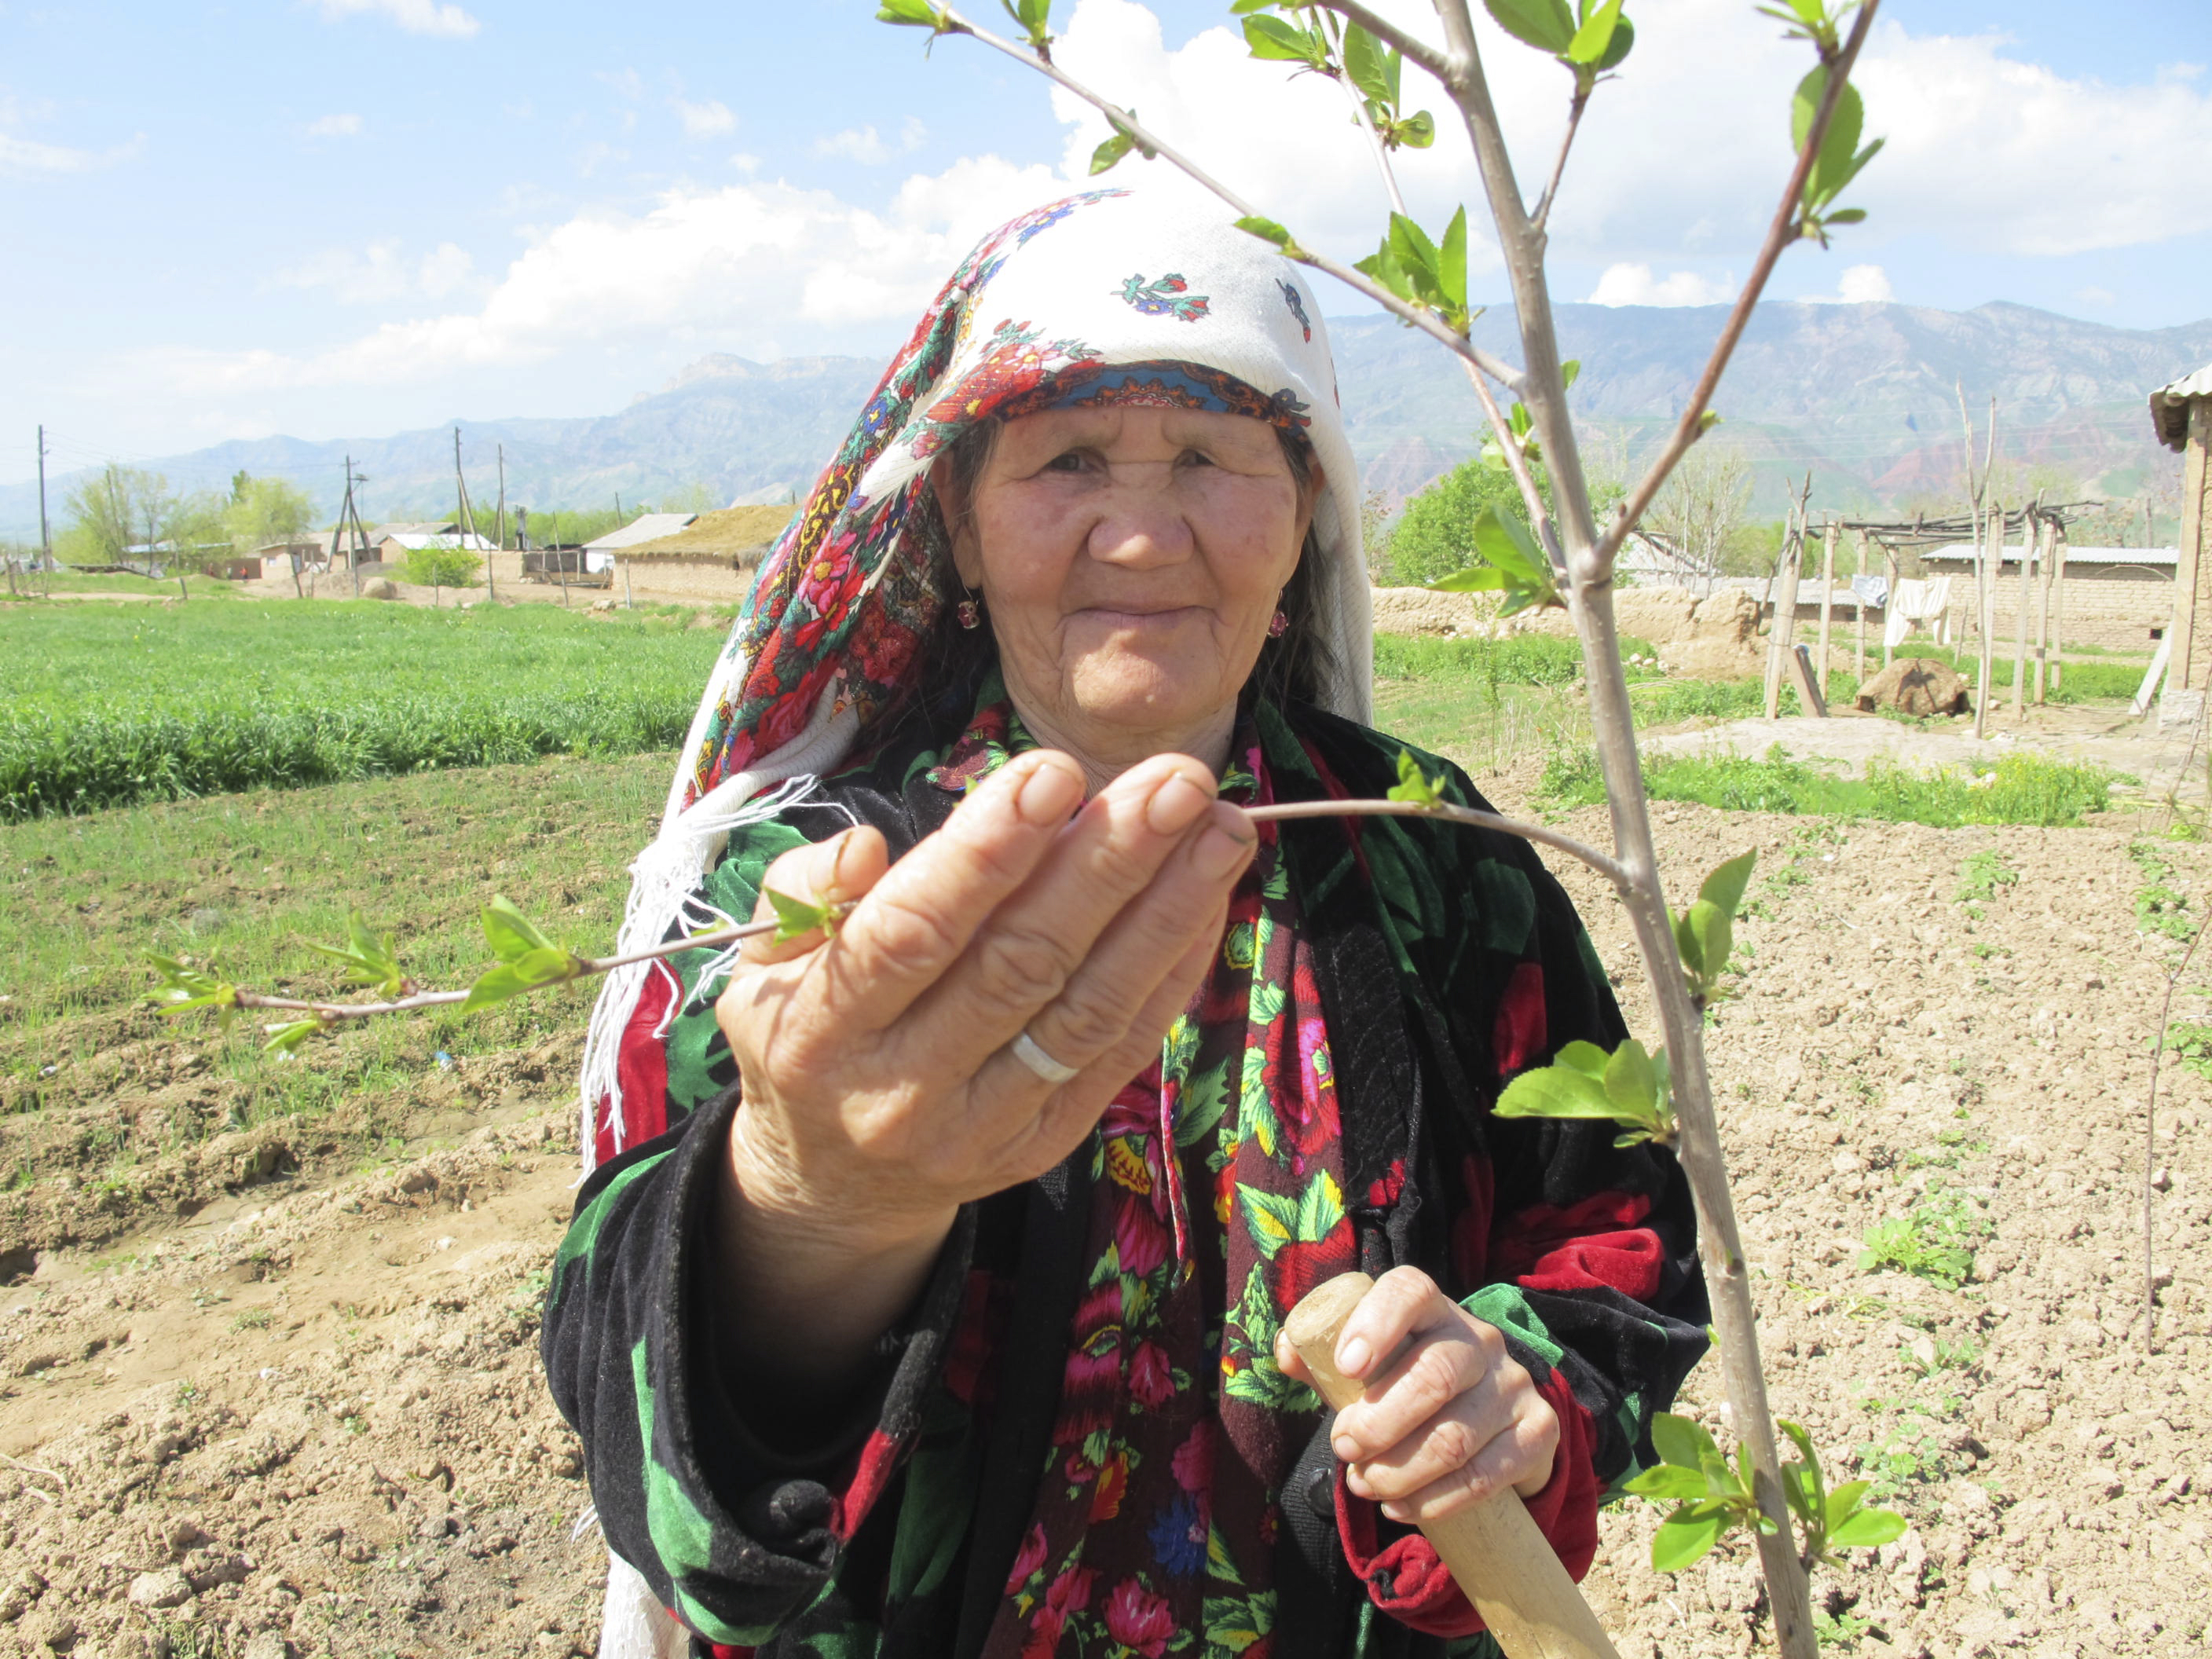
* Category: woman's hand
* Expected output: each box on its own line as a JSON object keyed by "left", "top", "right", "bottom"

{"left": 1275, "top": 1266, "right": 1560, "bottom": 1524}
{"left": 712, "top": 747, "right": 1254, "bottom": 1386}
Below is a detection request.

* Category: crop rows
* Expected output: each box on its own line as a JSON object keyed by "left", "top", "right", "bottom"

{"left": 6, "top": 601, "right": 723, "bottom": 820}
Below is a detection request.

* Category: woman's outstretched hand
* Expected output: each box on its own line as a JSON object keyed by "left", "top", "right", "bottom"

{"left": 712, "top": 748, "right": 1255, "bottom": 1389}
{"left": 1276, "top": 1265, "right": 1561, "bottom": 1522}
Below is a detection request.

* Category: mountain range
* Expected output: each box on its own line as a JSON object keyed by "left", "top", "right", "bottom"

{"left": 6, "top": 299, "right": 2207, "bottom": 540}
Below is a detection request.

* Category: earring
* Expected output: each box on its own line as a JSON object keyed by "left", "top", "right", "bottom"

{"left": 957, "top": 591, "right": 983, "bottom": 630}
{"left": 1267, "top": 607, "right": 1287, "bottom": 639}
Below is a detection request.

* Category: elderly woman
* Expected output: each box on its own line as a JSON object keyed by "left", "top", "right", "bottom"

{"left": 544, "top": 191, "right": 1705, "bottom": 1659}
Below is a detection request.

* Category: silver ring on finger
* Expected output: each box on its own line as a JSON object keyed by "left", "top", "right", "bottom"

{"left": 1010, "top": 1027, "right": 1080, "bottom": 1085}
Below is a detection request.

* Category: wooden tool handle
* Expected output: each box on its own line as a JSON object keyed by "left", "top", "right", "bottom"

{"left": 1284, "top": 1273, "right": 1622, "bottom": 1659}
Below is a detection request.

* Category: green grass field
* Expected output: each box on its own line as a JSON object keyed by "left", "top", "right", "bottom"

{"left": 1539, "top": 744, "right": 2119, "bottom": 827}
{"left": 6, "top": 600, "right": 723, "bottom": 820}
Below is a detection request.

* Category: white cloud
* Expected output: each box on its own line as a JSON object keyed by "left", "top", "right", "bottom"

{"left": 0, "top": 95, "right": 142, "bottom": 177}
{"left": 313, "top": 0, "right": 480, "bottom": 40}
{"left": 674, "top": 97, "right": 735, "bottom": 139}
{"left": 815, "top": 125, "right": 892, "bottom": 164}
{"left": 1799, "top": 263, "right": 1894, "bottom": 304}
{"left": 273, "top": 240, "right": 480, "bottom": 306}
{"left": 899, "top": 116, "right": 928, "bottom": 152}
{"left": 160, "top": 159, "right": 1062, "bottom": 394}
{"left": 306, "top": 112, "right": 364, "bottom": 138}
{"left": 1588, "top": 263, "right": 1736, "bottom": 306}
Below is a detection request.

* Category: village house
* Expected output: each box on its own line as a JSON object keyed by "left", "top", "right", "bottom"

{"left": 600, "top": 505, "right": 798, "bottom": 601}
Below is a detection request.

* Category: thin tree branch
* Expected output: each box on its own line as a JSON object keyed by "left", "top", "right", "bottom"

{"left": 1591, "top": 0, "right": 1883, "bottom": 568}
{"left": 936, "top": 5, "right": 1525, "bottom": 394}
{"left": 1245, "top": 799, "right": 1630, "bottom": 889}
{"left": 1530, "top": 88, "right": 1591, "bottom": 235}
{"left": 1317, "top": 7, "right": 1407, "bottom": 216}
{"left": 1307, "top": 0, "right": 1457, "bottom": 86}
{"left": 1459, "top": 357, "right": 1562, "bottom": 568}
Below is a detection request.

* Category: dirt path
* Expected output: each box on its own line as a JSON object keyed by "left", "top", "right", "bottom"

{"left": 2, "top": 771, "right": 2209, "bottom": 1657}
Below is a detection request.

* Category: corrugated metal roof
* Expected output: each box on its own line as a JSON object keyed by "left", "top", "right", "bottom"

{"left": 584, "top": 512, "right": 697, "bottom": 551}
{"left": 2151, "top": 364, "right": 2212, "bottom": 451}
{"left": 1921, "top": 543, "right": 2177, "bottom": 566}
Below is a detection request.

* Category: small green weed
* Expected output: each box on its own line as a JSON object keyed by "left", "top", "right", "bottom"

{"left": 1954, "top": 848, "right": 2018, "bottom": 907}
{"left": 1815, "top": 1608, "right": 1877, "bottom": 1650}
{"left": 1858, "top": 1185, "right": 1991, "bottom": 1289}
{"left": 2130, "top": 843, "right": 2197, "bottom": 941}
{"left": 1900, "top": 1335, "right": 1981, "bottom": 1377}
{"left": 229, "top": 1308, "right": 271, "bottom": 1331}
{"left": 1905, "top": 1126, "right": 1989, "bottom": 1169}
{"left": 2170, "top": 1021, "right": 2212, "bottom": 1079}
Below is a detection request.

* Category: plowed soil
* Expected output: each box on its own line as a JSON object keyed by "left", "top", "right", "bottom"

{"left": 2, "top": 743, "right": 2207, "bottom": 1659}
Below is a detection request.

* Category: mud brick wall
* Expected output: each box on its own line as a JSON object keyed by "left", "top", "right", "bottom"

{"left": 616, "top": 555, "right": 758, "bottom": 602}
{"left": 1939, "top": 569, "right": 2171, "bottom": 654}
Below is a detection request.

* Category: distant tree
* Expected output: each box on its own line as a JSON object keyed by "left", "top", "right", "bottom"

{"left": 403, "top": 542, "right": 484, "bottom": 594}
{"left": 1357, "top": 486, "right": 1394, "bottom": 581}
{"left": 1648, "top": 445, "right": 1752, "bottom": 582}
{"left": 225, "top": 473, "right": 317, "bottom": 556}
{"left": 62, "top": 466, "right": 170, "bottom": 566}
{"left": 1380, "top": 455, "right": 1547, "bottom": 588}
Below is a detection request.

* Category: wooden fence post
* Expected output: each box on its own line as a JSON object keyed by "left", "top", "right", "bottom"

{"left": 1766, "top": 524, "right": 1804, "bottom": 720}
{"left": 1817, "top": 519, "right": 1838, "bottom": 699}
{"left": 2012, "top": 506, "right": 2034, "bottom": 719}
{"left": 2050, "top": 527, "right": 2067, "bottom": 696}
{"left": 1883, "top": 541, "right": 1899, "bottom": 668}
{"left": 1990, "top": 504, "right": 2008, "bottom": 743}
{"left": 2033, "top": 515, "right": 2057, "bottom": 706}
{"left": 1854, "top": 529, "right": 1870, "bottom": 687}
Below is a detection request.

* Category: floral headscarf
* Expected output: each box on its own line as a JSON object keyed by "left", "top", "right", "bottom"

{"left": 580, "top": 188, "right": 1371, "bottom": 1161}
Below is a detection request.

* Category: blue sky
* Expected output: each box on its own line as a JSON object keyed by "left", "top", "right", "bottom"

{"left": 2, "top": 0, "right": 2207, "bottom": 487}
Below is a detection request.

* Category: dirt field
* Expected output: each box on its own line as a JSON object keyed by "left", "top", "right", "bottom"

{"left": 2, "top": 730, "right": 2208, "bottom": 1658}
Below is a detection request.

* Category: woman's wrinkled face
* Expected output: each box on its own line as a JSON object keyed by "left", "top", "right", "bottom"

{"left": 937, "top": 405, "right": 1319, "bottom": 762}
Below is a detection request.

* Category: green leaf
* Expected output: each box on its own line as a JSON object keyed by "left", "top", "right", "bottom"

{"left": 1698, "top": 849, "right": 1757, "bottom": 917}
{"left": 1342, "top": 24, "right": 1399, "bottom": 107}
{"left": 1827, "top": 1500, "right": 1908, "bottom": 1551}
{"left": 1595, "top": 12, "right": 1634, "bottom": 68}
{"left": 1243, "top": 13, "right": 1320, "bottom": 61}
{"left": 262, "top": 1019, "right": 323, "bottom": 1053}
{"left": 1651, "top": 1507, "right": 1727, "bottom": 1573}
{"left": 1683, "top": 899, "right": 1732, "bottom": 986}
{"left": 481, "top": 895, "right": 555, "bottom": 964}
{"left": 1554, "top": 1038, "right": 1610, "bottom": 1079}
{"left": 1090, "top": 129, "right": 1136, "bottom": 174}
{"left": 1484, "top": 0, "right": 1576, "bottom": 53}
{"left": 1354, "top": 239, "right": 1415, "bottom": 304}
{"left": 1437, "top": 205, "right": 1468, "bottom": 312}
{"left": 1386, "top": 211, "right": 1442, "bottom": 298}
{"left": 1235, "top": 214, "right": 1295, "bottom": 250}
{"left": 1470, "top": 505, "right": 1552, "bottom": 589}
{"left": 1822, "top": 207, "right": 1869, "bottom": 225}
{"left": 460, "top": 945, "right": 574, "bottom": 1015}
{"left": 1392, "top": 108, "right": 1436, "bottom": 148}
{"left": 1494, "top": 1054, "right": 1617, "bottom": 1122}
{"left": 1559, "top": 357, "right": 1581, "bottom": 391}
{"left": 1602, "top": 1037, "right": 1658, "bottom": 1121}
{"left": 1564, "top": 0, "right": 1624, "bottom": 65}
{"left": 1650, "top": 1412, "right": 1718, "bottom": 1472}
{"left": 766, "top": 887, "right": 837, "bottom": 943}
{"left": 1386, "top": 747, "right": 1446, "bottom": 808}
{"left": 1229, "top": 0, "right": 1278, "bottom": 11}
{"left": 1624, "top": 1464, "right": 1708, "bottom": 1501}
{"left": 876, "top": 0, "right": 943, "bottom": 24}
{"left": 1673, "top": 907, "right": 1704, "bottom": 980}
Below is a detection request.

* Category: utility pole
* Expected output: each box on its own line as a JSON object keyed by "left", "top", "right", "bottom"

{"left": 492, "top": 443, "right": 506, "bottom": 602}
{"left": 36, "top": 426, "right": 51, "bottom": 569}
